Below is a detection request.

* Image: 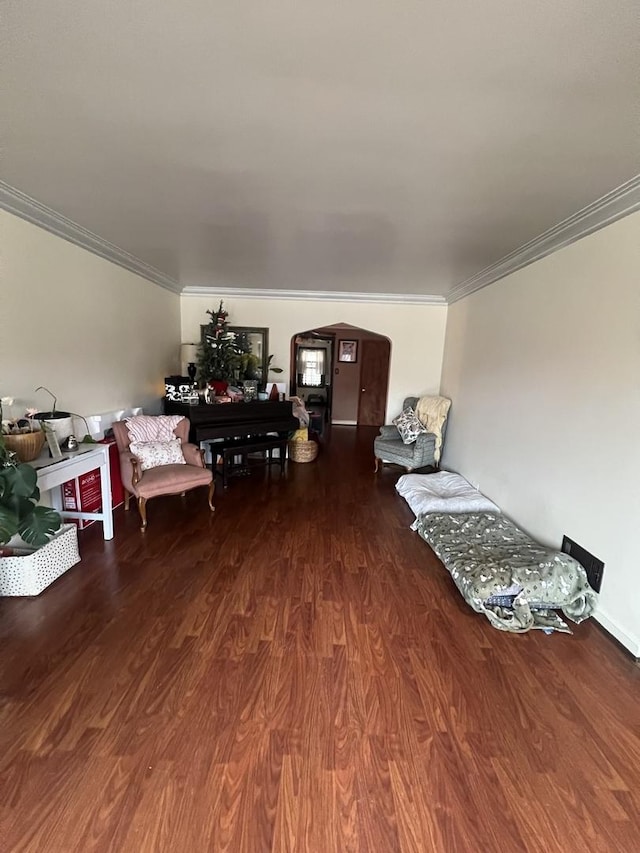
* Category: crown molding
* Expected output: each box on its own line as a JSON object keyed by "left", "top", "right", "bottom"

{"left": 447, "top": 174, "right": 640, "bottom": 304}
{"left": 6, "top": 173, "right": 636, "bottom": 307}
{"left": 0, "top": 181, "right": 182, "bottom": 294}
{"left": 181, "top": 285, "right": 447, "bottom": 305}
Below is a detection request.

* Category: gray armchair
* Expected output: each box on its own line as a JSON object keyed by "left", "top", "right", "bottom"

{"left": 374, "top": 396, "right": 449, "bottom": 473}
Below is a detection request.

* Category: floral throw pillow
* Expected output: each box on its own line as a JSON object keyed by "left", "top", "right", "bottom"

{"left": 129, "top": 439, "right": 186, "bottom": 471}
{"left": 393, "top": 407, "right": 428, "bottom": 445}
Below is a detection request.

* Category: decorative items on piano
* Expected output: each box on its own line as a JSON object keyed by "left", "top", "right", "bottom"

{"left": 166, "top": 343, "right": 200, "bottom": 403}
{"left": 180, "top": 343, "right": 199, "bottom": 383}
{"left": 165, "top": 302, "right": 282, "bottom": 406}
{"left": 204, "top": 387, "right": 231, "bottom": 404}
{"left": 189, "top": 301, "right": 274, "bottom": 404}
{"left": 243, "top": 381, "right": 258, "bottom": 402}
{"left": 165, "top": 376, "right": 198, "bottom": 403}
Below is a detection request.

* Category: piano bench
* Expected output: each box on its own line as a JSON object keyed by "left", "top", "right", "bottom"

{"left": 207, "top": 434, "right": 288, "bottom": 488}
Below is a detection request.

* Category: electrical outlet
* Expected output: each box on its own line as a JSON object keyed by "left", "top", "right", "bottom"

{"left": 561, "top": 536, "right": 605, "bottom": 592}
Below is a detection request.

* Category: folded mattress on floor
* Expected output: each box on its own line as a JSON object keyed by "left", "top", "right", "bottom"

{"left": 414, "top": 511, "right": 598, "bottom": 633}
{"left": 396, "top": 470, "right": 500, "bottom": 517}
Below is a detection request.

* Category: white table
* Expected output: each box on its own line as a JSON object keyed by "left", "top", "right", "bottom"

{"left": 31, "top": 444, "right": 114, "bottom": 540}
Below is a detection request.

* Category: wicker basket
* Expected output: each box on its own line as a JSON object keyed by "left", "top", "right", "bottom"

{"left": 288, "top": 439, "right": 319, "bottom": 463}
{"left": 2, "top": 431, "right": 46, "bottom": 463}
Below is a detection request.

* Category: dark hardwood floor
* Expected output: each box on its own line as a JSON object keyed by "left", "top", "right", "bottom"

{"left": 1, "top": 426, "right": 638, "bottom": 852}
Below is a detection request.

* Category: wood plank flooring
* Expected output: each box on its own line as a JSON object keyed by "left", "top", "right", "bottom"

{"left": 1, "top": 426, "right": 638, "bottom": 852}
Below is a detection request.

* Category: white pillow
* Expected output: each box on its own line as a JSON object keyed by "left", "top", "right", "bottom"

{"left": 129, "top": 439, "right": 186, "bottom": 471}
{"left": 395, "top": 471, "right": 500, "bottom": 520}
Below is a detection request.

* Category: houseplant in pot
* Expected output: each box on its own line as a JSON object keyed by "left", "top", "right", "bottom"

{"left": 28, "top": 386, "right": 97, "bottom": 449}
{"left": 197, "top": 301, "right": 243, "bottom": 395}
{"left": 0, "top": 435, "right": 62, "bottom": 550}
{"left": 32, "top": 386, "right": 73, "bottom": 445}
{"left": 0, "top": 434, "right": 81, "bottom": 595}
{"left": 1, "top": 397, "right": 45, "bottom": 462}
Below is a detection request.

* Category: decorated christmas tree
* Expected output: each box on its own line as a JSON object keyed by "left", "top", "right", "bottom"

{"left": 197, "top": 301, "right": 242, "bottom": 385}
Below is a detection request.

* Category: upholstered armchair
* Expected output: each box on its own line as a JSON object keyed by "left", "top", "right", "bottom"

{"left": 374, "top": 396, "right": 450, "bottom": 473}
{"left": 112, "top": 418, "right": 214, "bottom": 531}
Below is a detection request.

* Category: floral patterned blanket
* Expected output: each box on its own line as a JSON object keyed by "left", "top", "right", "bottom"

{"left": 413, "top": 512, "right": 598, "bottom": 633}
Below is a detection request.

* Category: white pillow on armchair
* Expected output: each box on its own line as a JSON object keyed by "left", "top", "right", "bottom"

{"left": 129, "top": 439, "right": 186, "bottom": 471}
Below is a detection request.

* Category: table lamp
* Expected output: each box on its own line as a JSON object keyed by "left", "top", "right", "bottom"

{"left": 181, "top": 343, "right": 199, "bottom": 384}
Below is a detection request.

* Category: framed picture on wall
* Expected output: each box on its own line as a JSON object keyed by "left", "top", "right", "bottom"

{"left": 338, "top": 339, "right": 358, "bottom": 363}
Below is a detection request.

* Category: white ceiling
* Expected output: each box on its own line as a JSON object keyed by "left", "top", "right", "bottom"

{"left": 2, "top": 0, "right": 639, "bottom": 299}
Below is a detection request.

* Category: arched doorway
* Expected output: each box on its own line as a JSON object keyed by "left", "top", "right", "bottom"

{"left": 290, "top": 323, "right": 391, "bottom": 427}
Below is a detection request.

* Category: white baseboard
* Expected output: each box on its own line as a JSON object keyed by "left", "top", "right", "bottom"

{"left": 331, "top": 420, "right": 357, "bottom": 426}
{"left": 594, "top": 609, "right": 640, "bottom": 658}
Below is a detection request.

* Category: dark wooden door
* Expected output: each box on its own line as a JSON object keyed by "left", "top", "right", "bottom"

{"left": 357, "top": 339, "right": 390, "bottom": 426}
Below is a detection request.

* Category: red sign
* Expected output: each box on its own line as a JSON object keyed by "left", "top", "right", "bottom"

{"left": 62, "top": 468, "right": 101, "bottom": 529}
{"left": 62, "top": 439, "right": 124, "bottom": 529}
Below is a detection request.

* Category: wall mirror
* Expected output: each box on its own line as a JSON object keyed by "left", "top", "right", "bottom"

{"left": 230, "top": 326, "right": 269, "bottom": 383}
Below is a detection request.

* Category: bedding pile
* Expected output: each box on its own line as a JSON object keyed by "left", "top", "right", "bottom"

{"left": 414, "top": 512, "right": 598, "bottom": 633}
{"left": 396, "top": 470, "right": 500, "bottom": 517}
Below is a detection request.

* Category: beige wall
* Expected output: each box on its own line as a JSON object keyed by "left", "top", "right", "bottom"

{"left": 0, "top": 211, "right": 181, "bottom": 421}
{"left": 181, "top": 295, "right": 448, "bottom": 421}
{"left": 440, "top": 212, "right": 640, "bottom": 655}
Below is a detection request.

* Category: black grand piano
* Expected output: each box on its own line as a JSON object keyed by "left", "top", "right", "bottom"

{"left": 164, "top": 398, "right": 299, "bottom": 487}
{"left": 163, "top": 398, "right": 298, "bottom": 444}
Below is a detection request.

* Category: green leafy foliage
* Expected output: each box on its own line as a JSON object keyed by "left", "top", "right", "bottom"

{"left": 0, "top": 437, "right": 62, "bottom": 547}
{"left": 18, "top": 505, "right": 63, "bottom": 547}
{"left": 268, "top": 355, "right": 283, "bottom": 374}
{"left": 197, "top": 301, "right": 243, "bottom": 383}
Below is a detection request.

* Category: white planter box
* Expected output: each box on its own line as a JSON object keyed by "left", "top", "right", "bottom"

{"left": 0, "top": 524, "right": 81, "bottom": 596}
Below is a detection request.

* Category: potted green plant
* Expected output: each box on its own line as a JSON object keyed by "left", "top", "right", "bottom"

{"left": 197, "top": 301, "right": 244, "bottom": 394}
{"left": 1, "top": 397, "right": 46, "bottom": 462}
{"left": 0, "top": 434, "right": 80, "bottom": 595}
{"left": 0, "top": 436, "right": 62, "bottom": 548}
{"left": 7, "top": 388, "right": 97, "bottom": 450}
{"left": 32, "top": 385, "right": 74, "bottom": 444}
{"left": 267, "top": 355, "right": 284, "bottom": 376}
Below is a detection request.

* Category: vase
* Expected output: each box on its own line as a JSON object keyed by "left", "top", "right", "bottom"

{"left": 269, "top": 383, "right": 279, "bottom": 401}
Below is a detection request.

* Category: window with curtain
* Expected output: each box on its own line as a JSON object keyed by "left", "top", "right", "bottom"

{"left": 298, "top": 347, "right": 326, "bottom": 387}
